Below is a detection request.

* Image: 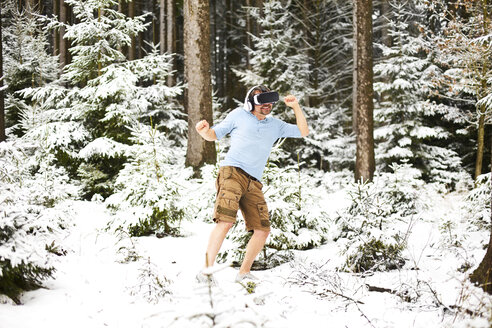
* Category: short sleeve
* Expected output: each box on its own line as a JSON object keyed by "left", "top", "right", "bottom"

{"left": 212, "top": 110, "right": 237, "bottom": 140}
{"left": 278, "top": 120, "right": 302, "bottom": 138}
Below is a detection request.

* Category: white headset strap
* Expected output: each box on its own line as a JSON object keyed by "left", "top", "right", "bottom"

{"left": 243, "top": 85, "right": 260, "bottom": 112}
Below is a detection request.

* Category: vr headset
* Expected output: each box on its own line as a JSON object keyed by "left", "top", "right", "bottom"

{"left": 251, "top": 92, "right": 279, "bottom": 106}
{"left": 244, "top": 85, "right": 279, "bottom": 112}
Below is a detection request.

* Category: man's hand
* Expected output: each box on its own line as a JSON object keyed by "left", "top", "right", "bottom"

{"left": 283, "top": 94, "right": 309, "bottom": 137}
{"left": 195, "top": 120, "right": 217, "bottom": 141}
{"left": 284, "top": 95, "right": 299, "bottom": 108}
{"left": 196, "top": 120, "right": 210, "bottom": 134}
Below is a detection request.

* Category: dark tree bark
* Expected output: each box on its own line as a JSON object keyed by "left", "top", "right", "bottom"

{"left": 245, "top": 0, "right": 252, "bottom": 70}
{"left": 53, "top": 0, "right": 59, "bottom": 56}
{"left": 353, "top": 0, "right": 375, "bottom": 182}
{"left": 225, "top": 0, "right": 242, "bottom": 110}
{"left": 0, "top": 5, "right": 5, "bottom": 143}
{"left": 166, "top": 0, "right": 176, "bottom": 86}
{"left": 160, "top": 0, "right": 165, "bottom": 54}
{"left": 59, "top": 0, "right": 68, "bottom": 69}
{"left": 129, "top": 0, "right": 136, "bottom": 60}
{"left": 470, "top": 136, "right": 492, "bottom": 293}
{"left": 215, "top": 0, "right": 226, "bottom": 98}
{"left": 470, "top": 1, "right": 492, "bottom": 291}
{"left": 184, "top": 0, "right": 216, "bottom": 171}
{"left": 380, "top": 0, "right": 392, "bottom": 48}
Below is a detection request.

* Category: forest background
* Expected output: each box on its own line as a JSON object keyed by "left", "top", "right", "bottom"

{"left": 1, "top": 0, "right": 492, "bottom": 325}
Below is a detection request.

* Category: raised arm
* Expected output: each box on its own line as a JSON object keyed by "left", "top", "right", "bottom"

{"left": 284, "top": 95, "right": 309, "bottom": 137}
{"left": 195, "top": 120, "right": 217, "bottom": 141}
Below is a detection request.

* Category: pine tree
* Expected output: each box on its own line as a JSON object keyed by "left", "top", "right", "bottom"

{"left": 105, "top": 119, "right": 189, "bottom": 237}
{"left": 2, "top": 0, "right": 59, "bottom": 136}
{"left": 424, "top": 0, "right": 492, "bottom": 180}
{"left": 22, "top": 0, "right": 184, "bottom": 199}
{"left": 373, "top": 0, "right": 465, "bottom": 186}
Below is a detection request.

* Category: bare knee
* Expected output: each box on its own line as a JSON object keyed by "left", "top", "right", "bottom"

{"left": 254, "top": 229, "right": 270, "bottom": 239}
{"left": 216, "top": 220, "right": 234, "bottom": 232}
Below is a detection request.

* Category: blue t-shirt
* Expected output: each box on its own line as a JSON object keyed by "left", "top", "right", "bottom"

{"left": 212, "top": 107, "right": 302, "bottom": 181}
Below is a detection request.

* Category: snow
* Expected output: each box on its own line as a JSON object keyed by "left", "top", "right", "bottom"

{"left": 1, "top": 187, "right": 490, "bottom": 328}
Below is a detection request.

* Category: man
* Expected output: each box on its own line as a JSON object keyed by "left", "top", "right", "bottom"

{"left": 195, "top": 85, "right": 309, "bottom": 283}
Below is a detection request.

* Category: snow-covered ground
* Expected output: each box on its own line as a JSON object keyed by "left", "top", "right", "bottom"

{"left": 1, "top": 190, "right": 491, "bottom": 328}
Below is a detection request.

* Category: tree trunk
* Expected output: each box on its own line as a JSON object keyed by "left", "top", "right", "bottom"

{"left": 470, "top": 134, "right": 492, "bottom": 293}
{"left": 225, "top": 0, "right": 242, "bottom": 110}
{"left": 245, "top": 0, "right": 252, "bottom": 70}
{"left": 353, "top": 0, "right": 375, "bottom": 182}
{"left": 470, "top": 1, "right": 492, "bottom": 293}
{"left": 129, "top": 0, "right": 136, "bottom": 60}
{"left": 59, "top": 0, "right": 68, "bottom": 69}
{"left": 160, "top": 0, "right": 165, "bottom": 54}
{"left": 152, "top": 0, "right": 159, "bottom": 46}
{"left": 474, "top": 1, "right": 489, "bottom": 181}
{"left": 166, "top": 0, "right": 176, "bottom": 86}
{"left": 352, "top": 0, "right": 358, "bottom": 134}
{"left": 97, "top": 7, "right": 102, "bottom": 77}
{"left": 256, "top": 0, "right": 263, "bottom": 34}
{"left": 137, "top": 1, "right": 144, "bottom": 59}
{"left": 475, "top": 110, "right": 486, "bottom": 180}
{"left": 53, "top": 0, "right": 60, "bottom": 56}
{"left": 0, "top": 5, "right": 5, "bottom": 143}
{"left": 380, "top": 0, "right": 392, "bottom": 47}
{"left": 215, "top": 0, "right": 226, "bottom": 98}
{"left": 184, "top": 0, "right": 216, "bottom": 171}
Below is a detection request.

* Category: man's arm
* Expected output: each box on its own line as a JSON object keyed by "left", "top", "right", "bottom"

{"left": 284, "top": 95, "right": 309, "bottom": 137}
{"left": 195, "top": 120, "right": 217, "bottom": 141}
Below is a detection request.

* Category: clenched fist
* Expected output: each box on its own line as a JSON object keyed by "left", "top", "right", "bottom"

{"left": 196, "top": 120, "right": 210, "bottom": 133}
{"left": 284, "top": 95, "right": 299, "bottom": 108}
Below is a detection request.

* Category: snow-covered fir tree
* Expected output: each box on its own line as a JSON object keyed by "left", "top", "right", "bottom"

{"left": 373, "top": 0, "right": 465, "bottom": 187}
{"left": 129, "top": 257, "right": 172, "bottom": 304}
{"left": 237, "top": 0, "right": 355, "bottom": 171}
{"left": 75, "top": 45, "right": 186, "bottom": 197}
{"left": 0, "top": 139, "right": 79, "bottom": 304}
{"left": 20, "top": 0, "right": 185, "bottom": 199}
{"left": 335, "top": 163, "right": 426, "bottom": 272}
{"left": 287, "top": 0, "right": 355, "bottom": 171}
{"left": 0, "top": 2, "right": 81, "bottom": 304}
{"left": 2, "top": 0, "right": 59, "bottom": 136}
{"left": 105, "top": 121, "right": 190, "bottom": 237}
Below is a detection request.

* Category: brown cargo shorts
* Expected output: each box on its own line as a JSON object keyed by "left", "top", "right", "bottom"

{"left": 213, "top": 166, "right": 270, "bottom": 232}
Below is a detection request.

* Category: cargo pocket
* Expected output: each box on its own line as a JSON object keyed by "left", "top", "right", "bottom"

{"left": 215, "top": 187, "right": 241, "bottom": 220}
{"left": 257, "top": 202, "right": 270, "bottom": 228}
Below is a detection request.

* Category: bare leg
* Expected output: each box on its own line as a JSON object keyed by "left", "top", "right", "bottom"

{"left": 205, "top": 221, "right": 233, "bottom": 267}
{"left": 239, "top": 229, "right": 270, "bottom": 274}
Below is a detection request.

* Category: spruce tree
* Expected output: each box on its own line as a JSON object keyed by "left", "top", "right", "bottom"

{"left": 373, "top": 0, "right": 464, "bottom": 186}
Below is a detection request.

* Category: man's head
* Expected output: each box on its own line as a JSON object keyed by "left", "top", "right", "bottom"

{"left": 244, "top": 85, "right": 279, "bottom": 116}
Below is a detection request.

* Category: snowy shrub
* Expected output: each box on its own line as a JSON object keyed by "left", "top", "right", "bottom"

{"left": 335, "top": 163, "right": 425, "bottom": 273}
{"left": 0, "top": 141, "right": 79, "bottom": 304}
{"left": 105, "top": 123, "right": 191, "bottom": 238}
{"left": 183, "top": 164, "right": 219, "bottom": 224}
{"left": 462, "top": 174, "right": 491, "bottom": 232}
{"left": 218, "top": 147, "right": 330, "bottom": 269}
{"left": 129, "top": 257, "right": 172, "bottom": 304}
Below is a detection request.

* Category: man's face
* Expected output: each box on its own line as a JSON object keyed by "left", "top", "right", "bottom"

{"left": 252, "top": 91, "right": 273, "bottom": 115}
